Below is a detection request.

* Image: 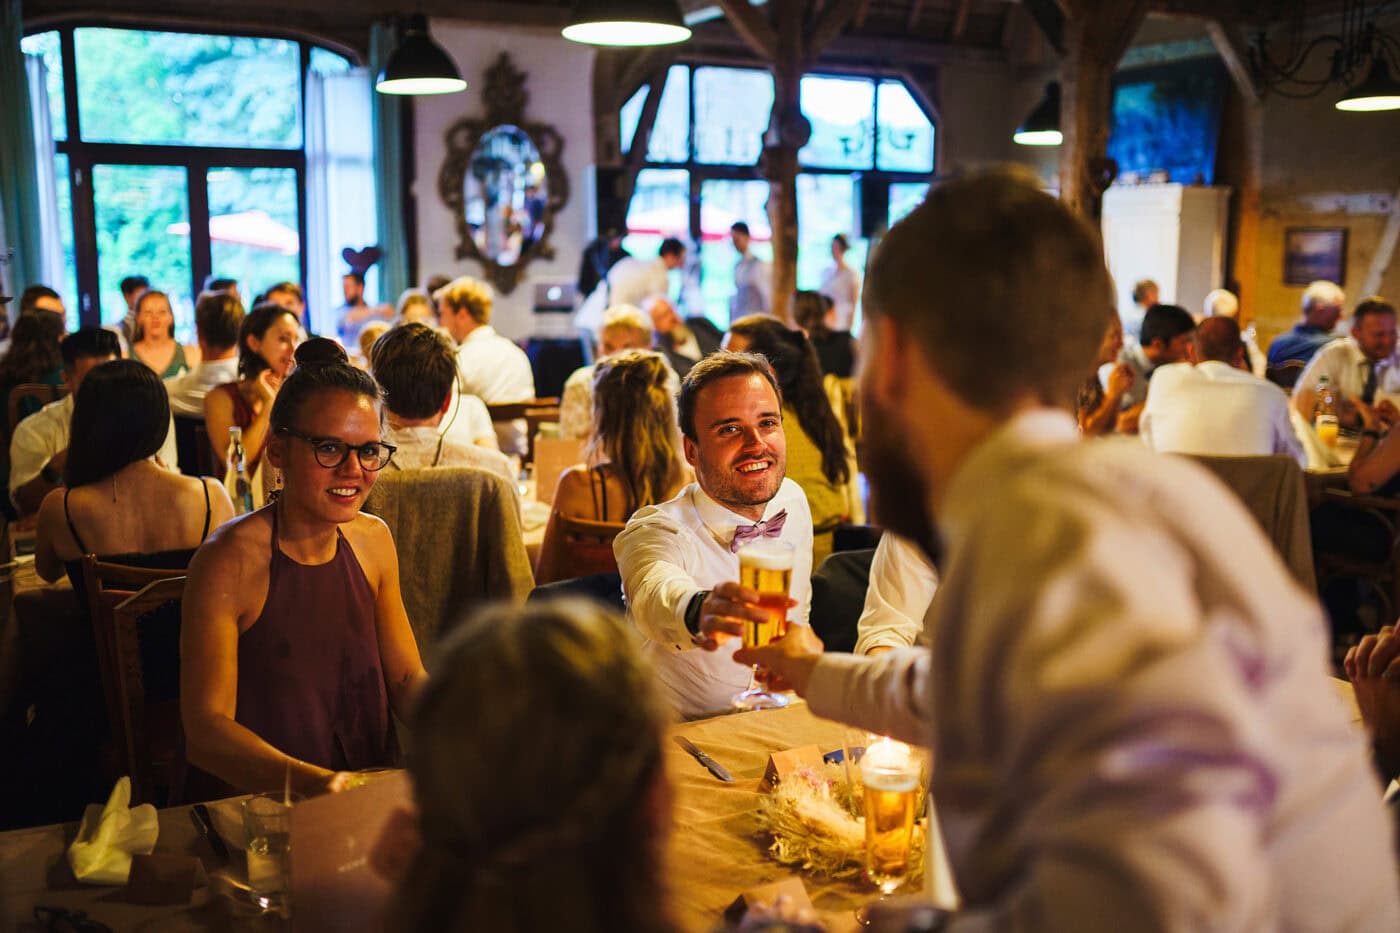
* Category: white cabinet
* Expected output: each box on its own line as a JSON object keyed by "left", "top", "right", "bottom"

{"left": 1101, "top": 183, "right": 1231, "bottom": 327}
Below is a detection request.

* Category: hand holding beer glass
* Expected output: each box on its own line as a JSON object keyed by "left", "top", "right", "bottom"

{"left": 732, "top": 540, "right": 795, "bottom": 710}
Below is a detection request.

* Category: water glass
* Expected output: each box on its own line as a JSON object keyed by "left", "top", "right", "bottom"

{"left": 243, "top": 794, "right": 295, "bottom": 913}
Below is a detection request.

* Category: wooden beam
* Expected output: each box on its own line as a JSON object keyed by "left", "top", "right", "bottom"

{"left": 765, "top": 0, "right": 804, "bottom": 326}
{"left": 905, "top": 0, "right": 925, "bottom": 33}
{"left": 1361, "top": 179, "right": 1400, "bottom": 297}
{"left": 950, "top": 0, "right": 973, "bottom": 41}
{"left": 715, "top": 0, "right": 780, "bottom": 60}
{"left": 805, "top": 0, "right": 865, "bottom": 63}
{"left": 1205, "top": 17, "right": 1261, "bottom": 105}
{"left": 853, "top": 0, "right": 873, "bottom": 29}
{"left": 1022, "top": 0, "right": 1067, "bottom": 55}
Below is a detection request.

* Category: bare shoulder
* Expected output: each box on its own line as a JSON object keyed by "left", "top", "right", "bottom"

{"left": 190, "top": 507, "right": 272, "bottom": 575}
{"left": 343, "top": 511, "right": 395, "bottom": 554}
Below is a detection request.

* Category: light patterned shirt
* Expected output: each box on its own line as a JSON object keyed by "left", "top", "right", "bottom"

{"left": 806, "top": 410, "right": 1400, "bottom": 930}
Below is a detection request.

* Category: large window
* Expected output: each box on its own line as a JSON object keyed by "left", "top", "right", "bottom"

{"left": 619, "top": 64, "right": 936, "bottom": 327}
{"left": 21, "top": 26, "right": 356, "bottom": 341}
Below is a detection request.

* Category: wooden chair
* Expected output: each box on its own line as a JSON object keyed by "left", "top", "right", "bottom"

{"left": 110, "top": 576, "right": 187, "bottom": 807}
{"left": 487, "top": 398, "right": 562, "bottom": 465}
{"left": 534, "top": 514, "right": 626, "bottom": 585}
{"left": 1266, "top": 360, "right": 1307, "bottom": 390}
{"left": 6, "top": 382, "right": 66, "bottom": 435}
{"left": 82, "top": 556, "right": 190, "bottom": 805}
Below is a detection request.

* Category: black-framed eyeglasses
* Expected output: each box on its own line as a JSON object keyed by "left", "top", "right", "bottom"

{"left": 277, "top": 429, "right": 396, "bottom": 471}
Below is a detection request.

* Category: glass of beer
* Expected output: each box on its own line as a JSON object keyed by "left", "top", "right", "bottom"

{"left": 731, "top": 540, "right": 794, "bottom": 711}
{"left": 861, "top": 737, "right": 920, "bottom": 894}
{"left": 1316, "top": 413, "right": 1340, "bottom": 449}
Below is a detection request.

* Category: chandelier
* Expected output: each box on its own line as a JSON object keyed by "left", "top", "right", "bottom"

{"left": 1249, "top": 0, "right": 1400, "bottom": 110}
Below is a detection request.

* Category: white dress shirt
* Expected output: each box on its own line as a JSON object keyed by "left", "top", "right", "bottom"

{"left": 164, "top": 356, "right": 239, "bottom": 418}
{"left": 455, "top": 325, "right": 536, "bottom": 455}
{"left": 1293, "top": 336, "right": 1400, "bottom": 403}
{"left": 819, "top": 264, "right": 860, "bottom": 331}
{"left": 605, "top": 256, "right": 671, "bottom": 310}
{"left": 806, "top": 410, "right": 1400, "bottom": 930}
{"left": 1140, "top": 360, "right": 1306, "bottom": 465}
{"left": 438, "top": 391, "right": 499, "bottom": 451}
{"left": 9, "top": 395, "right": 179, "bottom": 497}
{"left": 730, "top": 254, "right": 772, "bottom": 321}
{"left": 852, "top": 533, "right": 938, "bottom": 655}
{"left": 616, "top": 478, "right": 813, "bottom": 718}
{"left": 382, "top": 423, "right": 517, "bottom": 486}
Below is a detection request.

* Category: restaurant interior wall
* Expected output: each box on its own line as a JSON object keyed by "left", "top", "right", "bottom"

{"left": 410, "top": 20, "right": 594, "bottom": 342}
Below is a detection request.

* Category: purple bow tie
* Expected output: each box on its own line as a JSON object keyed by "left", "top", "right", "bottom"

{"left": 729, "top": 509, "right": 788, "bottom": 553}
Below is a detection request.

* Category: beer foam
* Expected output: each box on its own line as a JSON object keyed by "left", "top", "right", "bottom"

{"left": 861, "top": 769, "right": 919, "bottom": 793}
{"left": 736, "top": 545, "right": 794, "bottom": 570}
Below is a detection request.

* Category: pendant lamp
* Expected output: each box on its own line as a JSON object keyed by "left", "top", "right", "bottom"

{"left": 376, "top": 15, "right": 467, "bottom": 96}
{"left": 1336, "top": 57, "right": 1400, "bottom": 111}
{"left": 1013, "top": 82, "right": 1062, "bottom": 147}
{"left": 562, "top": 0, "right": 692, "bottom": 46}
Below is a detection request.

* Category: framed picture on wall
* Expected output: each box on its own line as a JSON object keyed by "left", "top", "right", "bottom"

{"left": 1283, "top": 227, "right": 1347, "bottom": 286}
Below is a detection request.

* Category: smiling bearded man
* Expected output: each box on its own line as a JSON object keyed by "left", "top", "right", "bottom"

{"left": 614, "top": 351, "right": 814, "bottom": 717}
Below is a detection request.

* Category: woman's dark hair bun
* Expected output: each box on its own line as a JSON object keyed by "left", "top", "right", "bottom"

{"left": 295, "top": 337, "right": 349, "bottom": 368}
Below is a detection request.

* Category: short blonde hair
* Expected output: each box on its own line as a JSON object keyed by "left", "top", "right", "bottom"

{"left": 433, "top": 276, "right": 493, "bottom": 324}
{"left": 1302, "top": 280, "right": 1345, "bottom": 315}
{"left": 358, "top": 321, "right": 391, "bottom": 361}
{"left": 600, "top": 305, "right": 651, "bottom": 343}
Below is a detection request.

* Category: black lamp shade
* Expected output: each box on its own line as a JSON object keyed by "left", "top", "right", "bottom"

{"left": 1014, "top": 82, "right": 1062, "bottom": 146}
{"left": 1336, "top": 57, "right": 1400, "bottom": 111}
{"left": 562, "top": 0, "right": 691, "bottom": 46}
{"left": 376, "top": 15, "right": 467, "bottom": 96}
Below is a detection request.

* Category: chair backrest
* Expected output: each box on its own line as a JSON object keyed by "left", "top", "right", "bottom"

{"left": 536, "top": 514, "right": 626, "bottom": 585}
{"left": 487, "top": 398, "right": 561, "bottom": 465}
{"left": 363, "top": 467, "right": 535, "bottom": 658}
{"left": 81, "top": 555, "right": 190, "bottom": 803}
{"left": 7, "top": 382, "right": 66, "bottom": 434}
{"left": 1266, "top": 360, "right": 1307, "bottom": 390}
{"left": 173, "top": 415, "right": 218, "bottom": 477}
{"left": 110, "top": 576, "right": 187, "bottom": 807}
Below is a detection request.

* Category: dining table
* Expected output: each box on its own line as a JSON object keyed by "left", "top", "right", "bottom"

{"left": 0, "top": 701, "right": 899, "bottom": 932}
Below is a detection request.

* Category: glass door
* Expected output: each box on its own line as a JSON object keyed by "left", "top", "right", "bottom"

{"left": 206, "top": 166, "right": 301, "bottom": 313}
{"left": 91, "top": 164, "right": 194, "bottom": 337}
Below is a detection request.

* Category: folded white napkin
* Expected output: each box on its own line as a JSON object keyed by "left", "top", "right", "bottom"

{"left": 66, "top": 776, "right": 159, "bottom": 884}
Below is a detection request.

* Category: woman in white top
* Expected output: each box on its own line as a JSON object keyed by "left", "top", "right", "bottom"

{"left": 818, "top": 234, "right": 860, "bottom": 331}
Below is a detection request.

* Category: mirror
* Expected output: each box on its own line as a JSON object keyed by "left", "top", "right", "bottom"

{"left": 439, "top": 54, "right": 569, "bottom": 294}
{"left": 465, "top": 126, "right": 548, "bottom": 268}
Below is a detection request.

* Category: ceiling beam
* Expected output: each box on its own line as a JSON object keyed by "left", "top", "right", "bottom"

{"left": 950, "top": 0, "right": 972, "bottom": 40}
{"left": 805, "top": 0, "right": 866, "bottom": 64}
{"left": 714, "top": 0, "right": 779, "bottom": 59}
{"left": 905, "top": 0, "right": 925, "bottom": 33}
{"left": 1021, "top": 0, "right": 1066, "bottom": 55}
{"left": 1205, "top": 16, "right": 1261, "bottom": 105}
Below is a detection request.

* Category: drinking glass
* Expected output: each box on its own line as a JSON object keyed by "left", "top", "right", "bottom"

{"left": 861, "top": 737, "right": 920, "bottom": 894}
{"left": 731, "top": 540, "right": 794, "bottom": 711}
{"left": 243, "top": 793, "right": 295, "bottom": 913}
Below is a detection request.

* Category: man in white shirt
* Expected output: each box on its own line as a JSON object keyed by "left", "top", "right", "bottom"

{"left": 735, "top": 168, "right": 1400, "bottom": 929}
{"left": 433, "top": 275, "right": 536, "bottom": 455}
{"left": 1140, "top": 316, "right": 1305, "bottom": 465}
{"left": 369, "top": 322, "right": 517, "bottom": 486}
{"left": 605, "top": 237, "right": 685, "bottom": 311}
{"left": 1292, "top": 297, "right": 1400, "bottom": 428}
{"left": 559, "top": 305, "right": 667, "bottom": 440}
{"left": 851, "top": 533, "right": 938, "bottom": 656}
{"left": 615, "top": 352, "right": 813, "bottom": 718}
{"left": 729, "top": 222, "right": 772, "bottom": 322}
{"left": 165, "top": 291, "right": 243, "bottom": 418}
{"left": 12, "top": 328, "right": 179, "bottom": 515}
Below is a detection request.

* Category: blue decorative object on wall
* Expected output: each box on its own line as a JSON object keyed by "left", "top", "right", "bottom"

{"left": 1108, "top": 59, "right": 1228, "bottom": 186}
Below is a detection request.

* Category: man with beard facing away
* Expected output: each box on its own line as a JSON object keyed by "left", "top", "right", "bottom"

{"left": 728, "top": 167, "right": 1400, "bottom": 930}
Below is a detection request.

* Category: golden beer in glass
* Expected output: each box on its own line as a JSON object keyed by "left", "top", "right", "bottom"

{"left": 732, "top": 541, "right": 794, "bottom": 710}
{"left": 861, "top": 738, "right": 920, "bottom": 893}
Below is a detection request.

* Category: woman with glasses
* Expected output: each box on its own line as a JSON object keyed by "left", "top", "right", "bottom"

{"left": 181, "top": 338, "right": 427, "bottom": 798}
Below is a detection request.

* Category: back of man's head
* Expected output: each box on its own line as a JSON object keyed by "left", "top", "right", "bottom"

{"left": 1203, "top": 288, "right": 1239, "bottom": 320}
{"left": 61, "top": 327, "right": 120, "bottom": 369}
{"left": 863, "top": 167, "right": 1113, "bottom": 412}
{"left": 1140, "top": 303, "right": 1196, "bottom": 349}
{"left": 434, "top": 276, "right": 493, "bottom": 325}
{"left": 204, "top": 275, "right": 237, "bottom": 294}
{"left": 1194, "top": 316, "right": 1244, "bottom": 366}
{"left": 194, "top": 291, "right": 245, "bottom": 353}
{"left": 19, "top": 285, "right": 62, "bottom": 316}
{"left": 120, "top": 275, "right": 149, "bottom": 299}
{"left": 370, "top": 322, "right": 459, "bottom": 420}
{"left": 1302, "top": 280, "right": 1345, "bottom": 317}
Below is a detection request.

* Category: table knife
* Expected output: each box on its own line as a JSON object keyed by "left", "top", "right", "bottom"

{"left": 673, "top": 735, "right": 734, "bottom": 782}
{"left": 190, "top": 803, "right": 231, "bottom": 863}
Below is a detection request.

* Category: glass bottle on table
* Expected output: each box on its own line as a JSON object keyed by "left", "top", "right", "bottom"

{"left": 731, "top": 540, "right": 794, "bottom": 711}
{"left": 225, "top": 426, "right": 255, "bottom": 515}
{"left": 1314, "top": 375, "right": 1340, "bottom": 449}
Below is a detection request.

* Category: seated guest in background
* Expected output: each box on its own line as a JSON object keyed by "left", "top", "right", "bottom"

{"left": 337, "top": 272, "right": 392, "bottom": 346}
{"left": 558, "top": 305, "right": 669, "bottom": 440}
{"left": 1293, "top": 296, "right": 1399, "bottom": 428}
{"left": 793, "top": 290, "right": 855, "bottom": 379}
{"left": 433, "top": 276, "right": 536, "bottom": 456}
{"left": 394, "top": 289, "right": 436, "bottom": 326}
{"left": 1202, "top": 287, "right": 1266, "bottom": 376}
{"left": 182, "top": 339, "right": 427, "bottom": 796}
{"left": 537, "top": 351, "right": 687, "bottom": 584}
{"left": 1344, "top": 395, "right": 1400, "bottom": 494}
{"left": 1268, "top": 280, "right": 1346, "bottom": 367}
{"left": 726, "top": 316, "right": 851, "bottom": 566}
{"left": 117, "top": 275, "right": 149, "bottom": 343}
{"left": 35, "top": 360, "right": 234, "bottom": 584}
{"left": 18, "top": 283, "right": 65, "bottom": 319}
{"left": 204, "top": 302, "right": 301, "bottom": 476}
{"left": 852, "top": 533, "right": 938, "bottom": 656}
{"left": 264, "top": 281, "right": 306, "bottom": 326}
{"left": 0, "top": 308, "right": 66, "bottom": 415}
{"left": 1141, "top": 316, "right": 1305, "bottom": 465}
{"left": 130, "top": 290, "right": 200, "bottom": 378}
{"left": 370, "top": 322, "right": 515, "bottom": 484}
{"left": 357, "top": 321, "right": 391, "bottom": 368}
{"left": 1077, "top": 315, "right": 1134, "bottom": 435}
{"left": 735, "top": 168, "right": 1400, "bottom": 927}
{"left": 166, "top": 291, "right": 244, "bottom": 418}
{"left": 1117, "top": 301, "right": 1194, "bottom": 414}
{"left": 649, "top": 296, "right": 721, "bottom": 377}
{"left": 12, "top": 328, "right": 179, "bottom": 516}
{"left": 615, "top": 352, "right": 813, "bottom": 718}
{"left": 387, "top": 600, "right": 675, "bottom": 932}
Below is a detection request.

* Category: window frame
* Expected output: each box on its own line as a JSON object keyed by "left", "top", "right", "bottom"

{"left": 22, "top": 20, "right": 358, "bottom": 329}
